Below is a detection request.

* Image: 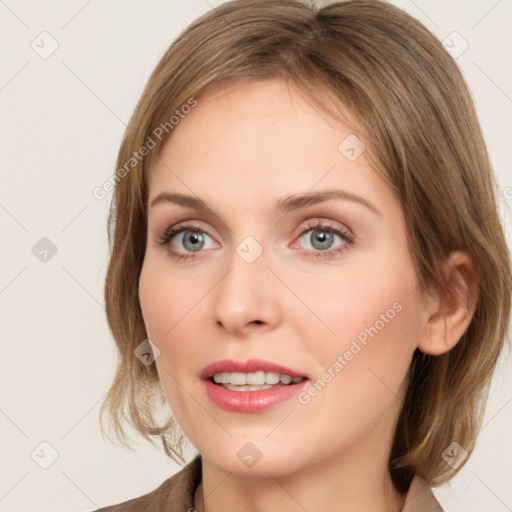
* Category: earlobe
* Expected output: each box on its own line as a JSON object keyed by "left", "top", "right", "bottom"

{"left": 418, "top": 251, "right": 479, "bottom": 356}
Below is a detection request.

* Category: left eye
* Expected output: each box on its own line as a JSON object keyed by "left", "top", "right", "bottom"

{"left": 297, "top": 226, "right": 348, "bottom": 252}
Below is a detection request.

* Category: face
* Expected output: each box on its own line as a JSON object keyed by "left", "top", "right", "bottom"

{"left": 139, "top": 78, "right": 427, "bottom": 477}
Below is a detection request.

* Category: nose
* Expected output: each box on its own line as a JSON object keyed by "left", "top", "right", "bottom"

{"left": 212, "top": 243, "right": 282, "bottom": 336}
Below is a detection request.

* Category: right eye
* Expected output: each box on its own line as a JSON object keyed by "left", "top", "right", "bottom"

{"left": 157, "top": 223, "right": 218, "bottom": 260}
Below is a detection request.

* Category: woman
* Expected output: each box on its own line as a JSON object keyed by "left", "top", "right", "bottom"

{"left": 95, "top": 0, "right": 511, "bottom": 510}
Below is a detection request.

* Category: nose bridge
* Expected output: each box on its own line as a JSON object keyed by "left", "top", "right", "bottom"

{"left": 212, "top": 233, "right": 280, "bottom": 332}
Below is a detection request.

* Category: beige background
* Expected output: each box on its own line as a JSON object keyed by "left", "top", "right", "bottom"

{"left": 0, "top": 0, "right": 511, "bottom": 511}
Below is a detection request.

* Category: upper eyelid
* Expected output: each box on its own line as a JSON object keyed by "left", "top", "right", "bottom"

{"left": 151, "top": 203, "right": 357, "bottom": 234}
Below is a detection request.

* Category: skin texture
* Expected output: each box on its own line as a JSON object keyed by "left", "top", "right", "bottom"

{"left": 138, "top": 78, "right": 478, "bottom": 512}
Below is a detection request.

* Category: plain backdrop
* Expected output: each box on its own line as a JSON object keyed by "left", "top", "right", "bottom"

{"left": 1, "top": 1, "right": 511, "bottom": 511}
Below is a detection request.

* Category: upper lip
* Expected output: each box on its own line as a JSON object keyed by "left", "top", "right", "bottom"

{"left": 200, "top": 358, "right": 309, "bottom": 380}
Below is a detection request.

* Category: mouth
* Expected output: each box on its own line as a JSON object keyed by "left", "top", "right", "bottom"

{"left": 200, "top": 359, "right": 310, "bottom": 412}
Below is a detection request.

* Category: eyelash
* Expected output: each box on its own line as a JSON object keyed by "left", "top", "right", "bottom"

{"left": 156, "top": 219, "right": 355, "bottom": 262}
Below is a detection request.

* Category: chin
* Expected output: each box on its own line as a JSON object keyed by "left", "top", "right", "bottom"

{"left": 198, "top": 439, "right": 310, "bottom": 478}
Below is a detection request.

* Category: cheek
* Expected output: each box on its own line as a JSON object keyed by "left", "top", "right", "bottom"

{"left": 293, "top": 274, "right": 423, "bottom": 439}
{"left": 139, "top": 263, "right": 196, "bottom": 421}
{"left": 138, "top": 258, "right": 207, "bottom": 343}
{"left": 296, "top": 250, "right": 422, "bottom": 387}
{"left": 138, "top": 259, "right": 210, "bottom": 394}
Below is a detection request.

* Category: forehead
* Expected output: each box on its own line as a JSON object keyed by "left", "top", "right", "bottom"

{"left": 175, "top": 77, "right": 361, "bottom": 142}
{"left": 146, "top": 78, "right": 392, "bottom": 217}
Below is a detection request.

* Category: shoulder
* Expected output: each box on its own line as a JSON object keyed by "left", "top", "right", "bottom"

{"left": 402, "top": 474, "right": 444, "bottom": 512}
{"left": 90, "top": 455, "right": 202, "bottom": 512}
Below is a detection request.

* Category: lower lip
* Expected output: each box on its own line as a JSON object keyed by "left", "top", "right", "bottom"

{"left": 204, "top": 378, "right": 309, "bottom": 412}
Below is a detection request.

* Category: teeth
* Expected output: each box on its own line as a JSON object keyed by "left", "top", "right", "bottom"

{"left": 222, "top": 384, "right": 273, "bottom": 392}
{"left": 212, "top": 371, "right": 304, "bottom": 386}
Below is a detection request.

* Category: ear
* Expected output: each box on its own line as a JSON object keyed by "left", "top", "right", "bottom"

{"left": 418, "top": 251, "right": 479, "bottom": 356}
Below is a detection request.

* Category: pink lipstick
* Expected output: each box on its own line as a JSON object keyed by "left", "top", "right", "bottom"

{"left": 201, "top": 358, "right": 310, "bottom": 413}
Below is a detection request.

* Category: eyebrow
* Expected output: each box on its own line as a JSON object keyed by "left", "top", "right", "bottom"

{"left": 149, "top": 189, "right": 381, "bottom": 217}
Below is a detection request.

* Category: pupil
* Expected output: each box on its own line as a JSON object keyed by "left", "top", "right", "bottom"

{"left": 185, "top": 231, "right": 203, "bottom": 251}
{"left": 312, "top": 230, "right": 333, "bottom": 250}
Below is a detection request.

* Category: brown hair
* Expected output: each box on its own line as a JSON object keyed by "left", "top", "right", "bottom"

{"left": 99, "top": 0, "right": 511, "bottom": 493}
